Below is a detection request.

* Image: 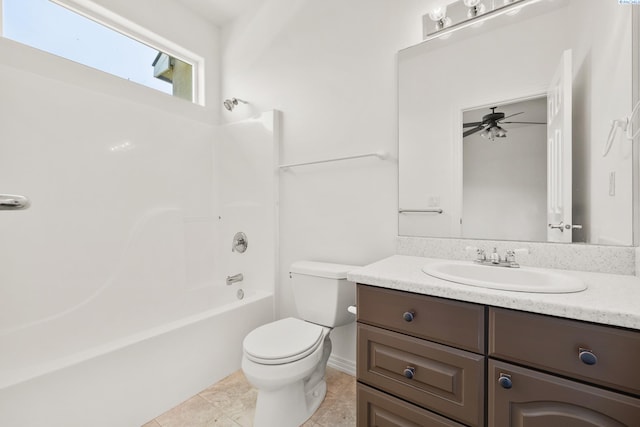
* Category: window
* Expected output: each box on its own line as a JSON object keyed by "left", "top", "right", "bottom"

{"left": 1, "top": 0, "right": 200, "bottom": 103}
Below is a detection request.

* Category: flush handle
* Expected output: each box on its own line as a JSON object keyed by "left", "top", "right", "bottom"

{"left": 579, "top": 348, "right": 598, "bottom": 365}
{"left": 0, "top": 194, "right": 30, "bottom": 210}
{"left": 403, "top": 366, "right": 416, "bottom": 379}
{"left": 402, "top": 311, "right": 415, "bottom": 322}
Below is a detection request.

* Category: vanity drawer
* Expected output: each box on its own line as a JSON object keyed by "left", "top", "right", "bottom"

{"left": 357, "top": 383, "right": 465, "bottom": 427}
{"left": 489, "top": 307, "right": 640, "bottom": 396}
{"left": 357, "top": 284, "right": 485, "bottom": 353}
{"left": 357, "top": 323, "right": 485, "bottom": 427}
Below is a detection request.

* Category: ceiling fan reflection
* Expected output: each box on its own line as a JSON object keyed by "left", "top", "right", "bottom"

{"left": 463, "top": 106, "right": 546, "bottom": 141}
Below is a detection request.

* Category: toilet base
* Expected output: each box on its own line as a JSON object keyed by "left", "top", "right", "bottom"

{"left": 253, "top": 378, "right": 327, "bottom": 427}
{"left": 249, "top": 335, "right": 332, "bottom": 427}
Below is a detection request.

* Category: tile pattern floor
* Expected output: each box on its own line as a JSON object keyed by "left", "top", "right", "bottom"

{"left": 142, "top": 367, "right": 356, "bottom": 427}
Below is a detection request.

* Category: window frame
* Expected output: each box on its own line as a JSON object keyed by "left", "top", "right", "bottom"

{"left": 0, "top": 0, "right": 205, "bottom": 106}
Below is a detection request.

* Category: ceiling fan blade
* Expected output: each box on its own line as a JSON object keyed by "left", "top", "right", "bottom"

{"left": 463, "top": 121, "right": 483, "bottom": 128}
{"left": 502, "top": 121, "right": 547, "bottom": 125}
{"left": 500, "top": 111, "right": 524, "bottom": 121}
{"left": 463, "top": 126, "right": 484, "bottom": 137}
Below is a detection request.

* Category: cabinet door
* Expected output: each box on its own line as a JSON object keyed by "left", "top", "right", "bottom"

{"left": 489, "top": 360, "right": 640, "bottom": 426}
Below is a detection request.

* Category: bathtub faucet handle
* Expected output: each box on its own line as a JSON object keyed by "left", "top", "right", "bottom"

{"left": 226, "top": 273, "right": 244, "bottom": 286}
{"left": 232, "top": 232, "right": 248, "bottom": 253}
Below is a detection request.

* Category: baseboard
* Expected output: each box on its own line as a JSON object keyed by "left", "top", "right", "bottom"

{"left": 328, "top": 354, "right": 356, "bottom": 377}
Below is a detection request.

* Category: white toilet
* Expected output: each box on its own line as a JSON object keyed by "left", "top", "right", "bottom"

{"left": 241, "top": 261, "right": 357, "bottom": 427}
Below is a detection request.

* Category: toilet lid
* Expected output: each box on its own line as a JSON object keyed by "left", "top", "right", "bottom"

{"left": 243, "top": 318, "right": 325, "bottom": 365}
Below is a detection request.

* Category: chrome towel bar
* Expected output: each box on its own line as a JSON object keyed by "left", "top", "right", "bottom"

{"left": 399, "top": 208, "right": 443, "bottom": 214}
{"left": 279, "top": 151, "right": 386, "bottom": 170}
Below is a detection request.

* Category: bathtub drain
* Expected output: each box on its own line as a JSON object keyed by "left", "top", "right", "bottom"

{"left": 237, "top": 289, "right": 245, "bottom": 300}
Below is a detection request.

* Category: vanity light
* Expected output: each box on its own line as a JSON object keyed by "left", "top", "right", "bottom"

{"left": 463, "top": 0, "right": 486, "bottom": 19}
{"left": 428, "top": 6, "right": 452, "bottom": 31}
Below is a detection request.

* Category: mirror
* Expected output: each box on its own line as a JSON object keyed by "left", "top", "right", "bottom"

{"left": 399, "top": 0, "right": 637, "bottom": 246}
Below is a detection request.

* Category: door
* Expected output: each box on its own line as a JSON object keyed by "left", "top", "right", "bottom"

{"left": 547, "top": 49, "right": 573, "bottom": 242}
{"left": 489, "top": 360, "right": 640, "bottom": 427}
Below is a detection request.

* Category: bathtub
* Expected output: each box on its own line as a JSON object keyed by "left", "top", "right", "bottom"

{"left": 0, "top": 286, "right": 274, "bottom": 427}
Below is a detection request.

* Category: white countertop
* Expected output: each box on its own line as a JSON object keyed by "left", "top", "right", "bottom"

{"left": 347, "top": 255, "right": 640, "bottom": 330}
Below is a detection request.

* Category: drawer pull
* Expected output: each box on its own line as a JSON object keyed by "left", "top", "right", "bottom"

{"left": 403, "top": 366, "right": 416, "bottom": 379}
{"left": 578, "top": 348, "right": 598, "bottom": 365}
{"left": 498, "top": 373, "right": 513, "bottom": 389}
{"left": 402, "top": 311, "right": 415, "bottom": 322}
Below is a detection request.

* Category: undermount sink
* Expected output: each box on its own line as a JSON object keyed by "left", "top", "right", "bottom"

{"left": 422, "top": 260, "right": 586, "bottom": 293}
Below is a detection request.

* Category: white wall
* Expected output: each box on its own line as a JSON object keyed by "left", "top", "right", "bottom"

{"left": 220, "top": 0, "right": 431, "bottom": 369}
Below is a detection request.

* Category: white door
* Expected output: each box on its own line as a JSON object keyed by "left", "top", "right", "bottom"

{"left": 547, "top": 49, "right": 573, "bottom": 242}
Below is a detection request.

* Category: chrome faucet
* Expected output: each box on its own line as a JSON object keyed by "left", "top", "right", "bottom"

{"left": 466, "top": 246, "right": 528, "bottom": 268}
{"left": 226, "top": 273, "right": 243, "bottom": 285}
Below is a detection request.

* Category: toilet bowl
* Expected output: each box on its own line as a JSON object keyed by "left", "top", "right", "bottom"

{"left": 241, "top": 261, "right": 357, "bottom": 427}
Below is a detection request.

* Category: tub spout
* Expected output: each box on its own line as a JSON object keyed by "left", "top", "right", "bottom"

{"left": 226, "top": 273, "right": 243, "bottom": 286}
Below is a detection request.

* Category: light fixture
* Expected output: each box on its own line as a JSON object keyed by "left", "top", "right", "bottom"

{"left": 463, "top": 0, "right": 486, "bottom": 19}
{"left": 480, "top": 124, "right": 508, "bottom": 141}
{"left": 428, "top": 6, "right": 452, "bottom": 31}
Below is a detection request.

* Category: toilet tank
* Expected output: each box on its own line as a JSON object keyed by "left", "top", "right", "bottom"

{"left": 290, "top": 261, "right": 358, "bottom": 328}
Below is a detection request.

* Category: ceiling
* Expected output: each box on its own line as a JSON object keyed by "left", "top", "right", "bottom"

{"left": 178, "top": 0, "right": 267, "bottom": 26}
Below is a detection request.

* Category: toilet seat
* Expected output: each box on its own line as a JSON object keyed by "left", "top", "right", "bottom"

{"left": 243, "top": 317, "right": 325, "bottom": 365}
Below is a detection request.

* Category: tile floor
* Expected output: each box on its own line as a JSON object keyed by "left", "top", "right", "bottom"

{"left": 142, "top": 367, "right": 356, "bottom": 427}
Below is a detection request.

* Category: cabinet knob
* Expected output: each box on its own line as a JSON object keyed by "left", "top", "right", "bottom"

{"left": 403, "top": 367, "right": 416, "bottom": 379}
{"left": 498, "top": 373, "right": 512, "bottom": 389}
{"left": 402, "top": 311, "right": 415, "bottom": 322}
{"left": 578, "top": 348, "right": 598, "bottom": 365}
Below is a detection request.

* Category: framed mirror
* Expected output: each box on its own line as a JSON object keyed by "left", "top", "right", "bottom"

{"left": 399, "top": 0, "right": 638, "bottom": 246}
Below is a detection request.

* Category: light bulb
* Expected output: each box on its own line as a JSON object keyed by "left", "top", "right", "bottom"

{"left": 428, "top": 6, "right": 447, "bottom": 21}
{"left": 467, "top": 3, "right": 486, "bottom": 19}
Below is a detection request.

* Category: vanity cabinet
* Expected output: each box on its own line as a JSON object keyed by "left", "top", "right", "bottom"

{"left": 488, "top": 307, "right": 640, "bottom": 426}
{"left": 356, "top": 284, "right": 640, "bottom": 427}
{"left": 356, "top": 285, "right": 485, "bottom": 427}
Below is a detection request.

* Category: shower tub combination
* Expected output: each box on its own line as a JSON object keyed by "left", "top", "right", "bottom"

{"left": 0, "top": 285, "right": 273, "bottom": 427}
{"left": 0, "top": 109, "right": 279, "bottom": 426}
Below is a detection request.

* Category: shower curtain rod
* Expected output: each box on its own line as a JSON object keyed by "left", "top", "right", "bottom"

{"left": 278, "top": 151, "right": 386, "bottom": 170}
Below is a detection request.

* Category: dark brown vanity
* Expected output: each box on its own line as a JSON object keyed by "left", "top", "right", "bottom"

{"left": 356, "top": 284, "right": 640, "bottom": 426}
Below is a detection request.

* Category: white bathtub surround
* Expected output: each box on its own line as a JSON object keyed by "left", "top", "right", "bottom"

{"left": 397, "top": 236, "right": 636, "bottom": 276}
{"left": 349, "top": 255, "right": 640, "bottom": 330}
